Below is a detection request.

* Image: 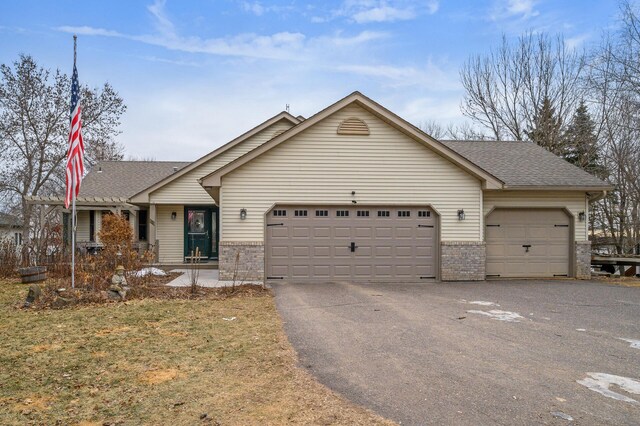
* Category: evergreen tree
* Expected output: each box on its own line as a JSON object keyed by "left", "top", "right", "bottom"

{"left": 563, "top": 100, "right": 602, "bottom": 176}
{"left": 525, "top": 97, "right": 565, "bottom": 156}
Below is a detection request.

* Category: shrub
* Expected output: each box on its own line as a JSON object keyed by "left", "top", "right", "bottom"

{"left": 0, "top": 240, "right": 20, "bottom": 278}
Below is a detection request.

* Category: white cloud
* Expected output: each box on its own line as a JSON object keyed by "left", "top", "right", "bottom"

{"left": 147, "top": 0, "right": 175, "bottom": 36}
{"left": 335, "top": 60, "right": 461, "bottom": 91}
{"left": 57, "top": 25, "right": 123, "bottom": 37}
{"left": 565, "top": 32, "right": 590, "bottom": 50}
{"left": 352, "top": 6, "right": 415, "bottom": 23}
{"left": 490, "top": 0, "right": 539, "bottom": 20}
{"left": 57, "top": 1, "right": 385, "bottom": 61}
{"left": 315, "top": 1, "right": 439, "bottom": 24}
{"left": 241, "top": 1, "right": 265, "bottom": 16}
{"left": 58, "top": 24, "right": 305, "bottom": 60}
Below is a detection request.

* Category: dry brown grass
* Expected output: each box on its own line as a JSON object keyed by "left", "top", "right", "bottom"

{"left": 0, "top": 280, "right": 393, "bottom": 425}
{"left": 595, "top": 276, "right": 640, "bottom": 287}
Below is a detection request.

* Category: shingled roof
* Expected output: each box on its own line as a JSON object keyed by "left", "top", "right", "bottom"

{"left": 0, "top": 212, "right": 21, "bottom": 228}
{"left": 79, "top": 161, "right": 190, "bottom": 199}
{"left": 441, "top": 140, "right": 611, "bottom": 189}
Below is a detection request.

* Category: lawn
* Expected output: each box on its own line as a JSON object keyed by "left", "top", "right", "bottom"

{"left": 0, "top": 280, "right": 392, "bottom": 425}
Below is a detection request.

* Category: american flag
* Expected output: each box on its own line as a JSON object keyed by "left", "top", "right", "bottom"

{"left": 64, "top": 59, "right": 84, "bottom": 209}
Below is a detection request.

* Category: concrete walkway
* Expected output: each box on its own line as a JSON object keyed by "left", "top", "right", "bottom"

{"left": 166, "top": 269, "right": 263, "bottom": 288}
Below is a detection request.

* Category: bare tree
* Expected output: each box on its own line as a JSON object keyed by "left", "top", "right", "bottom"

{"left": 586, "top": 0, "right": 640, "bottom": 254}
{"left": 0, "top": 55, "right": 126, "bottom": 261}
{"left": 419, "top": 120, "right": 489, "bottom": 141}
{"left": 460, "top": 32, "right": 585, "bottom": 147}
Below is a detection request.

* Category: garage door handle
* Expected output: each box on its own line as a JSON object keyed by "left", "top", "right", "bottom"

{"left": 522, "top": 244, "right": 531, "bottom": 253}
{"left": 350, "top": 242, "right": 358, "bottom": 252}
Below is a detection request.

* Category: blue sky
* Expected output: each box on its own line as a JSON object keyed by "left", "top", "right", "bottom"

{"left": 0, "top": 0, "right": 620, "bottom": 160}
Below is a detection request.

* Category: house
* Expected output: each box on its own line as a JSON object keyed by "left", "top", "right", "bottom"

{"left": 0, "top": 212, "right": 23, "bottom": 247}
{"left": 28, "top": 92, "right": 612, "bottom": 281}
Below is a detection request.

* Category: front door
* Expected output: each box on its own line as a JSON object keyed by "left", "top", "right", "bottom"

{"left": 185, "top": 207, "right": 216, "bottom": 259}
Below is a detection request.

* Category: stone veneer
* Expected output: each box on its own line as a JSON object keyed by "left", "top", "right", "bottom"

{"left": 440, "top": 241, "right": 486, "bottom": 281}
{"left": 575, "top": 240, "right": 592, "bottom": 279}
{"left": 219, "top": 241, "right": 264, "bottom": 281}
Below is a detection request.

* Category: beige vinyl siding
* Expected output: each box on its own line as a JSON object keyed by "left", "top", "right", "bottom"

{"left": 483, "top": 191, "right": 588, "bottom": 241}
{"left": 156, "top": 205, "right": 184, "bottom": 263}
{"left": 76, "top": 211, "right": 91, "bottom": 242}
{"left": 149, "top": 120, "right": 296, "bottom": 204}
{"left": 221, "top": 104, "right": 482, "bottom": 242}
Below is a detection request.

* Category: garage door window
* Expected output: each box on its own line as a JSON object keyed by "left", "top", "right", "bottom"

{"left": 418, "top": 211, "right": 431, "bottom": 217}
{"left": 398, "top": 210, "right": 411, "bottom": 217}
{"left": 357, "top": 210, "right": 370, "bottom": 217}
{"left": 273, "top": 209, "right": 287, "bottom": 217}
{"left": 337, "top": 210, "right": 349, "bottom": 217}
{"left": 378, "top": 210, "right": 390, "bottom": 217}
{"left": 315, "top": 210, "right": 328, "bottom": 217}
{"left": 294, "top": 210, "right": 308, "bottom": 217}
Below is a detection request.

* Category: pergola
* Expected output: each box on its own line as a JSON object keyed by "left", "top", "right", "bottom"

{"left": 25, "top": 195, "right": 146, "bottom": 252}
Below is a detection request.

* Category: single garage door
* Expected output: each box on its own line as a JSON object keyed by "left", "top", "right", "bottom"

{"left": 485, "top": 209, "right": 571, "bottom": 278}
{"left": 266, "top": 205, "right": 438, "bottom": 282}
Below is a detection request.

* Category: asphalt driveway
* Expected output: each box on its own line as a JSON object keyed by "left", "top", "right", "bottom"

{"left": 272, "top": 280, "right": 640, "bottom": 425}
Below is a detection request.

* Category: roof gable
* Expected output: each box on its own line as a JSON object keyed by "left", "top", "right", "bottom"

{"left": 200, "top": 92, "right": 504, "bottom": 190}
{"left": 130, "top": 111, "right": 300, "bottom": 203}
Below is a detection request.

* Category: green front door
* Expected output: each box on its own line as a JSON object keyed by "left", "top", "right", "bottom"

{"left": 185, "top": 207, "right": 217, "bottom": 259}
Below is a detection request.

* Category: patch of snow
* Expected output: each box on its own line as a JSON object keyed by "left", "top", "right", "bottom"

{"left": 577, "top": 373, "right": 640, "bottom": 405}
{"left": 466, "top": 309, "right": 524, "bottom": 322}
{"left": 468, "top": 300, "right": 500, "bottom": 306}
{"left": 134, "top": 267, "right": 167, "bottom": 278}
{"left": 619, "top": 338, "right": 640, "bottom": 349}
{"left": 222, "top": 317, "right": 236, "bottom": 321}
{"left": 576, "top": 329, "right": 586, "bottom": 332}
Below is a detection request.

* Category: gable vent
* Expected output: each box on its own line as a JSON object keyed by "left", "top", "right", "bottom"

{"left": 337, "top": 117, "right": 370, "bottom": 136}
{"left": 272, "top": 129, "right": 286, "bottom": 138}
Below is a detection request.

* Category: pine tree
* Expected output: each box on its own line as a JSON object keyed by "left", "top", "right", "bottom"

{"left": 563, "top": 100, "right": 602, "bottom": 176}
{"left": 525, "top": 97, "right": 565, "bottom": 156}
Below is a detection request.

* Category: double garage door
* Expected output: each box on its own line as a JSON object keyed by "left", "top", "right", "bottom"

{"left": 266, "top": 205, "right": 438, "bottom": 282}
{"left": 485, "top": 209, "right": 571, "bottom": 278}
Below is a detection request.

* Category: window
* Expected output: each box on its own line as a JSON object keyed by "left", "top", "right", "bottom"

{"left": 377, "top": 210, "right": 390, "bottom": 217}
{"left": 315, "top": 210, "right": 329, "bottom": 217}
{"left": 89, "top": 211, "right": 96, "bottom": 242}
{"left": 138, "top": 210, "right": 148, "bottom": 241}
{"left": 14, "top": 232, "right": 22, "bottom": 246}
{"left": 336, "top": 210, "right": 349, "bottom": 217}
{"left": 357, "top": 210, "right": 370, "bottom": 217}
{"left": 398, "top": 210, "right": 411, "bottom": 217}
{"left": 273, "top": 209, "right": 287, "bottom": 217}
{"left": 294, "top": 210, "right": 308, "bottom": 217}
{"left": 418, "top": 211, "right": 431, "bottom": 218}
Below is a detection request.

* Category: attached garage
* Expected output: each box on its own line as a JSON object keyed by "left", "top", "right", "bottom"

{"left": 199, "top": 92, "right": 611, "bottom": 282}
{"left": 266, "top": 205, "right": 438, "bottom": 282}
{"left": 485, "top": 208, "right": 571, "bottom": 278}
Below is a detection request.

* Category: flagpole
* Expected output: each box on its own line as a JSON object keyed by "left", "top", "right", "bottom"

{"left": 71, "top": 34, "right": 77, "bottom": 289}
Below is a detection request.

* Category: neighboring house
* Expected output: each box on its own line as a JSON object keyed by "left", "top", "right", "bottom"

{"left": 28, "top": 92, "right": 612, "bottom": 281}
{"left": 0, "top": 212, "right": 23, "bottom": 247}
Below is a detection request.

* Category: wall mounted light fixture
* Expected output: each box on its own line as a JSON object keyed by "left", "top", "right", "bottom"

{"left": 457, "top": 209, "right": 465, "bottom": 221}
{"left": 171, "top": 211, "right": 177, "bottom": 221}
{"left": 578, "top": 211, "right": 586, "bottom": 222}
{"left": 240, "top": 208, "right": 247, "bottom": 220}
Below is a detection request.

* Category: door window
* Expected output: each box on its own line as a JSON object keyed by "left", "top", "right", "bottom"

{"left": 188, "top": 211, "right": 205, "bottom": 233}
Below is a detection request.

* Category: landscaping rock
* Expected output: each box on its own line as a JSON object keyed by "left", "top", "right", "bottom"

{"left": 23, "top": 284, "right": 41, "bottom": 308}
{"left": 51, "top": 296, "right": 73, "bottom": 309}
